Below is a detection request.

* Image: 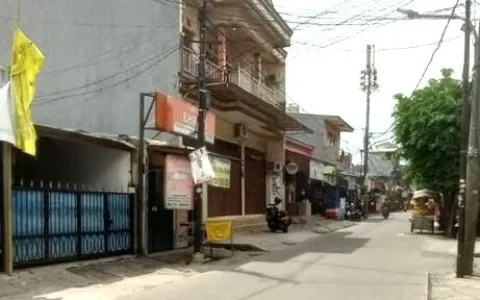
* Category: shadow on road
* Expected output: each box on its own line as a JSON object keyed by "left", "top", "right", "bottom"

{"left": 251, "top": 231, "right": 370, "bottom": 263}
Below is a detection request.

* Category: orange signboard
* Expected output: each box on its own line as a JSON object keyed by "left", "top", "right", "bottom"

{"left": 155, "top": 93, "right": 215, "bottom": 144}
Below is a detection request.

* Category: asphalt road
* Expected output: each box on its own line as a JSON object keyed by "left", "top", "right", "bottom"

{"left": 119, "top": 213, "right": 455, "bottom": 300}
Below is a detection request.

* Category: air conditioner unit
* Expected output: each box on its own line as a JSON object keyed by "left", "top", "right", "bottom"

{"left": 234, "top": 123, "right": 247, "bottom": 139}
{"left": 266, "top": 161, "right": 283, "bottom": 174}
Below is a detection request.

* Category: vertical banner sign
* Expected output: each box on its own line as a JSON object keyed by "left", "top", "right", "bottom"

{"left": 164, "top": 155, "right": 194, "bottom": 210}
{"left": 209, "top": 156, "right": 231, "bottom": 188}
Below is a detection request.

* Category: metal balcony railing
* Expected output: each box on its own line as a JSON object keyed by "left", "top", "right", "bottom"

{"left": 182, "top": 47, "right": 224, "bottom": 82}
{"left": 182, "top": 47, "right": 285, "bottom": 109}
{"left": 228, "top": 67, "right": 283, "bottom": 109}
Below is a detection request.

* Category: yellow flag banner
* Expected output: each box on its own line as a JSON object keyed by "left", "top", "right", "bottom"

{"left": 205, "top": 220, "right": 232, "bottom": 242}
{"left": 10, "top": 27, "right": 45, "bottom": 156}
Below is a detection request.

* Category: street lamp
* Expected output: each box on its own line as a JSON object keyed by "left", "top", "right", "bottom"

{"left": 397, "top": 8, "right": 478, "bottom": 40}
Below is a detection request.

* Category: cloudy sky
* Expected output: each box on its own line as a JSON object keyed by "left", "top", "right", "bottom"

{"left": 274, "top": 0, "right": 470, "bottom": 163}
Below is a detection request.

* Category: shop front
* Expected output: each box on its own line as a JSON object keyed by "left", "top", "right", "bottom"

{"left": 309, "top": 159, "right": 338, "bottom": 218}
{"left": 147, "top": 145, "right": 194, "bottom": 252}
{"left": 284, "top": 138, "right": 314, "bottom": 218}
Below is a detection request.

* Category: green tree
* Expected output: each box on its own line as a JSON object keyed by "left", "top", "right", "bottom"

{"left": 392, "top": 69, "right": 461, "bottom": 235}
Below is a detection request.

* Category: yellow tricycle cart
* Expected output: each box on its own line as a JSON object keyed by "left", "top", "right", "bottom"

{"left": 409, "top": 189, "right": 439, "bottom": 234}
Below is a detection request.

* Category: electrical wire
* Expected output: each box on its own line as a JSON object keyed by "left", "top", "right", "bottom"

{"left": 172, "top": 0, "right": 420, "bottom": 155}
{"left": 413, "top": 0, "right": 461, "bottom": 90}
{"left": 36, "top": 45, "right": 179, "bottom": 106}
{"left": 318, "top": 35, "right": 463, "bottom": 52}
{"left": 290, "top": 0, "right": 416, "bottom": 56}
{"left": 35, "top": 37, "right": 180, "bottom": 100}
{"left": 24, "top": 0, "right": 414, "bottom": 157}
{"left": 375, "top": 0, "right": 462, "bottom": 140}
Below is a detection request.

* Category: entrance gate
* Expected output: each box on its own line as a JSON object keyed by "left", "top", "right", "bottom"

{"left": 12, "top": 187, "right": 134, "bottom": 268}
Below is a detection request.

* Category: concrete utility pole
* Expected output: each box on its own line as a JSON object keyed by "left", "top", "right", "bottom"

{"left": 193, "top": 0, "right": 209, "bottom": 261}
{"left": 398, "top": 6, "right": 479, "bottom": 276}
{"left": 457, "top": 0, "right": 472, "bottom": 278}
{"left": 360, "top": 45, "right": 378, "bottom": 216}
{"left": 465, "top": 20, "right": 480, "bottom": 276}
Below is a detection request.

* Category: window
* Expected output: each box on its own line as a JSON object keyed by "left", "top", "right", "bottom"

{"left": 327, "top": 131, "right": 338, "bottom": 146}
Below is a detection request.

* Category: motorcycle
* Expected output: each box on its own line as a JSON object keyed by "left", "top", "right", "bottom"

{"left": 266, "top": 197, "right": 291, "bottom": 233}
{"left": 403, "top": 200, "right": 409, "bottom": 212}
{"left": 381, "top": 205, "right": 390, "bottom": 219}
{"left": 346, "top": 201, "right": 362, "bottom": 221}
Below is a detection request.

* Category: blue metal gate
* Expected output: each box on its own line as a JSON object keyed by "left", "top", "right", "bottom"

{"left": 12, "top": 187, "right": 134, "bottom": 268}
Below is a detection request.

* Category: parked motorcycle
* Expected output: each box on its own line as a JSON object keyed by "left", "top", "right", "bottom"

{"left": 346, "top": 200, "right": 362, "bottom": 221}
{"left": 266, "top": 197, "right": 291, "bottom": 233}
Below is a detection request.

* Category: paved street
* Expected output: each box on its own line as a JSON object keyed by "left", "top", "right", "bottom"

{"left": 5, "top": 212, "right": 476, "bottom": 300}
{"left": 113, "top": 213, "right": 455, "bottom": 300}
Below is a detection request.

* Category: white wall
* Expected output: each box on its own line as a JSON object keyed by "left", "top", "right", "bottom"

{"left": 14, "top": 137, "right": 131, "bottom": 192}
{"left": 266, "top": 138, "right": 285, "bottom": 204}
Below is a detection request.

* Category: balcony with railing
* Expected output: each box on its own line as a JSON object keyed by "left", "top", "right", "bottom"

{"left": 181, "top": 47, "right": 285, "bottom": 110}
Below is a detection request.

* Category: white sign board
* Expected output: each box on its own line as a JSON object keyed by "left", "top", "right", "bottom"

{"left": 309, "top": 160, "right": 324, "bottom": 181}
{"left": 188, "top": 146, "right": 215, "bottom": 184}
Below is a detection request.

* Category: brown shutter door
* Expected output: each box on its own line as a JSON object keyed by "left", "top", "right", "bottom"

{"left": 245, "top": 149, "right": 266, "bottom": 215}
{"left": 207, "top": 159, "right": 241, "bottom": 217}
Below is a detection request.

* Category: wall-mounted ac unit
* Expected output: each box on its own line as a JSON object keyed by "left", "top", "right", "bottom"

{"left": 267, "top": 161, "right": 283, "bottom": 175}
{"left": 234, "top": 123, "right": 247, "bottom": 139}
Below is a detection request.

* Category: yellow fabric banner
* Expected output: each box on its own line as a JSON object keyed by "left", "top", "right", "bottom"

{"left": 205, "top": 220, "right": 232, "bottom": 242}
{"left": 10, "top": 27, "right": 45, "bottom": 156}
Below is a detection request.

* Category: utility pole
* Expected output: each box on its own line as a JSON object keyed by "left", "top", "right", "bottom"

{"left": 193, "top": 0, "right": 208, "bottom": 261}
{"left": 465, "top": 20, "right": 480, "bottom": 276}
{"left": 360, "top": 44, "right": 378, "bottom": 216}
{"left": 456, "top": 0, "right": 471, "bottom": 278}
{"left": 397, "top": 6, "right": 480, "bottom": 275}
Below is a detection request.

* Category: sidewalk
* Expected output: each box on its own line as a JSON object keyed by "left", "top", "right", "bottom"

{"left": 430, "top": 269, "right": 480, "bottom": 300}
{"left": 422, "top": 235, "right": 480, "bottom": 257}
{"left": 424, "top": 235, "right": 480, "bottom": 300}
{"left": 0, "top": 217, "right": 356, "bottom": 300}
{"left": 0, "top": 250, "right": 197, "bottom": 300}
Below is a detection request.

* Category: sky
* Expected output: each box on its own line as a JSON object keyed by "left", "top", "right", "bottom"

{"left": 273, "top": 0, "right": 470, "bottom": 163}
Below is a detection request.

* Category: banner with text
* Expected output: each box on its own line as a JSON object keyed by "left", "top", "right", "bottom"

{"left": 209, "top": 156, "right": 231, "bottom": 189}
{"left": 164, "top": 155, "right": 194, "bottom": 210}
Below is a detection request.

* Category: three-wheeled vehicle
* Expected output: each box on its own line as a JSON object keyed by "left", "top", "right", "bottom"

{"left": 409, "top": 189, "right": 440, "bottom": 234}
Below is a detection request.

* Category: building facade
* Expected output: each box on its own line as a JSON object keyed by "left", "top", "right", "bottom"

{"left": 180, "top": 0, "right": 308, "bottom": 229}
{"left": 0, "top": 0, "right": 181, "bottom": 141}
{"left": 287, "top": 107, "right": 355, "bottom": 218}
{"left": 0, "top": 0, "right": 309, "bottom": 268}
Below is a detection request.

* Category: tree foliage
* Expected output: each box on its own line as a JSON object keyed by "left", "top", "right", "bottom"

{"left": 392, "top": 69, "right": 461, "bottom": 193}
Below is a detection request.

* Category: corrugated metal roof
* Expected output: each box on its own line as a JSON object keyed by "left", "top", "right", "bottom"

{"left": 36, "top": 124, "right": 135, "bottom": 150}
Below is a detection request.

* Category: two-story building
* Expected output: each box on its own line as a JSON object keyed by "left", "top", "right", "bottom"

{"left": 1, "top": 0, "right": 182, "bottom": 268}
{"left": 179, "top": 0, "right": 309, "bottom": 229}
{"left": 286, "top": 105, "right": 354, "bottom": 217}
{"left": 0, "top": 0, "right": 310, "bottom": 269}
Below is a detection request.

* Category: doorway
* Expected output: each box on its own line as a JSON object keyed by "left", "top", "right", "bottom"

{"left": 147, "top": 168, "right": 174, "bottom": 253}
